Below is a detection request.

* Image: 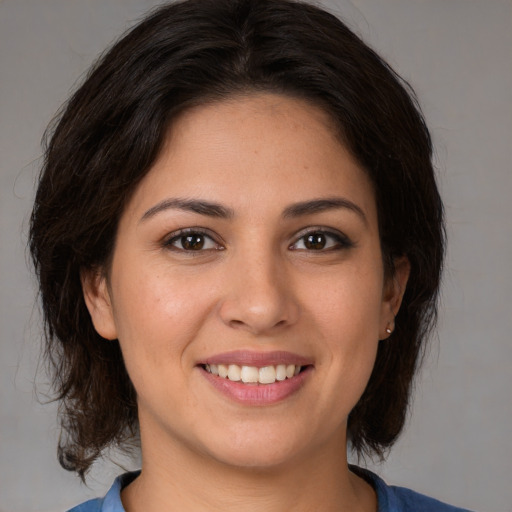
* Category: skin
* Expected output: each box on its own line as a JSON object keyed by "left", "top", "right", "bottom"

{"left": 83, "top": 94, "right": 409, "bottom": 512}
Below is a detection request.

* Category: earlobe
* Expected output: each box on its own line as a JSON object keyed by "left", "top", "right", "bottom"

{"left": 81, "top": 268, "right": 118, "bottom": 340}
{"left": 380, "top": 256, "right": 410, "bottom": 339}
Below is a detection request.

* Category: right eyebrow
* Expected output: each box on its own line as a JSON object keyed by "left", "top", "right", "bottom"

{"left": 282, "top": 197, "right": 367, "bottom": 225}
{"left": 140, "top": 198, "right": 235, "bottom": 223}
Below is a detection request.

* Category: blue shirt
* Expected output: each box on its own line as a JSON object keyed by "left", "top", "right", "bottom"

{"left": 68, "top": 468, "right": 474, "bottom": 512}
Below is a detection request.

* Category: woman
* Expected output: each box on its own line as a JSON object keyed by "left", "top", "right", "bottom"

{"left": 29, "top": 0, "right": 472, "bottom": 510}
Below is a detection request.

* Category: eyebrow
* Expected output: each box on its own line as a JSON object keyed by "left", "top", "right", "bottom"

{"left": 282, "top": 197, "right": 367, "bottom": 224}
{"left": 140, "top": 196, "right": 366, "bottom": 224}
{"left": 140, "top": 198, "right": 234, "bottom": 222}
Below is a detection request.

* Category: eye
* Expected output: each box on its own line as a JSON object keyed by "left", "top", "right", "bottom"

{"left": 290, "top": 230, "right": 353, "bottom": 251}
{"left": 164, "top": 229, "right": 222, "bottom": 252}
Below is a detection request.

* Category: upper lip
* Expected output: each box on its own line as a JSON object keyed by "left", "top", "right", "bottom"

{"left": 199, "top": 350, "right": 314, "bottom": 367}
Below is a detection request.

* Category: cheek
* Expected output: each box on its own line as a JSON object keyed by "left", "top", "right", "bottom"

{"left": 109, "top": 262, "right": 214, "bottom": 368}
{"left": 307, "top": 265, "right": 383, "bottom": 383}
{"left": 308, "top": 266, "right": 384, "bottom": 336}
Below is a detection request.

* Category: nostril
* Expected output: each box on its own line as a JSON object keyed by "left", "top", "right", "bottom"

{"left": 228, "top": 318, "right": 288, "bottom": 330}
{"left": 219, "top": 290, "right": 300, "bottom": 334}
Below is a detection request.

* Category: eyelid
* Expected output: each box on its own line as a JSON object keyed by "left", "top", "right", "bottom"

{"left": 161, "top": 226, "right": 353, "bottom": 252}
{"left": 163, "top": 227, "right": 225, "bottom": 251}
{"left": 289, "top": 226, "right": 354, "bottom": 250}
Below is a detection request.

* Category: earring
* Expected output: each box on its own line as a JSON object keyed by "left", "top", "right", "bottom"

{"left": 385, "top": 326, "right": 392, "bottom": 334}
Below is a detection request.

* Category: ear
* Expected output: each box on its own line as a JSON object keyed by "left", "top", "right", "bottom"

{"left": 380, "top": 256, "right": 410, "bottom": 340}
{"left": 81, "top": 267, "right": 118, "bottom": 340}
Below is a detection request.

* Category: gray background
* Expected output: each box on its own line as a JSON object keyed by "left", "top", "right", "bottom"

{"left": 1, "top": 0, "right": 511, "bottom": 511}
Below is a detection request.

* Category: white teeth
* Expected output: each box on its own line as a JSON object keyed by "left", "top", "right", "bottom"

{"left": 218, "top": 364, "right": 228, "bottom": 378}
{"left": 276, "top": 364, "right": 287, "bottom": 381}
{"left": 206, "top": 363, "right": 303, "bottom": 384}
{"left": 228, "top": 364, "right": 241, "bottom": 381}
{"left": 241, "top": 366, "right": 259, "bottom": 383}
{"left": 259, "top": 366, "right": 277, "bottom": 384}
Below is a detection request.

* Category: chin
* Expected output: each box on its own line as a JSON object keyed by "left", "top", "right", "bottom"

{"left": 198, "top": 424, "right": 319, "bottom": 471}
{"left": 210, "top": 446, "right": 299, "bottom": 471}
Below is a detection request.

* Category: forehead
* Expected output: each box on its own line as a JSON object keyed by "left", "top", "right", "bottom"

{"left": 123, "top": 93, "right": 376, "bottom": 222}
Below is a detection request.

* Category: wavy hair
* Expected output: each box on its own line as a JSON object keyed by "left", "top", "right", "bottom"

{"left": 29, "top": 0, "right": 444, "bottom": 479}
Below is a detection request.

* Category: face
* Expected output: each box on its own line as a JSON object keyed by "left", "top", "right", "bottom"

{"left": 84, "top": 94, "right": 408, "bottom": 471}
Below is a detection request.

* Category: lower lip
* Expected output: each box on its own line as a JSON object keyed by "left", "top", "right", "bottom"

{"left": 200, "top": 366, "right": 312, "bottom": 406}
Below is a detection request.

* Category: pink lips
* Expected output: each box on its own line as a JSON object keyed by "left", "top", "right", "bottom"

{"left": 201, "top": 350, "right": 313, "bottom": 367}
{"left": 198, "top": 350, "right": 313, "bottom": 406}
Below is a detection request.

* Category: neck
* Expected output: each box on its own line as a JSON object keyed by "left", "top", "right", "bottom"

{"left": 121, "top": 421, "right": 376, "bottom": 512}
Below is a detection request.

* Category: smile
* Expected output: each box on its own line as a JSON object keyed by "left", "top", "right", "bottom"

{"left": 204, "top": 363, "right": 302, "bottom": 384}
{"left": 199, "top": 352, "right": 313, "bottom": 405}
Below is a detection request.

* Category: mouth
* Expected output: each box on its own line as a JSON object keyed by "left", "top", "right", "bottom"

{"left": 198, "top": 351, "right": 313, "bottom": 405}
{"left": 202, "top": 363, "right": 306, "bottom": 385}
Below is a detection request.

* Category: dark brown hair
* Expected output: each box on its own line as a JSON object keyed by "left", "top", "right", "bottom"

{"left": 29, "top": 0, "right": 444, "bottom": 479}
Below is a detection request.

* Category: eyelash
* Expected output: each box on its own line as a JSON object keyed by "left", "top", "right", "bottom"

{"left": 163, "top": 228, "right": 223, "bottom": 253}
{"left": 163, "top": 227, "right": 354, "bottom": 253}
{"left": 289, "top": 229, "right": 354, "bottom": 252}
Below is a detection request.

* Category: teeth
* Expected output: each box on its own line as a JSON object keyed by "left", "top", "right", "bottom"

{"left": 218, "top": 364, "right": 228, "bottom": 378}
{"left": 228, "top": 364, "right": 241, "bottom": 381}
{"left": 241, "top": 365, "right": 259, "bottom": 383}
{"left": 276, "top": 364, "right": 287, "bottom": 381}
{"left": 205, "top": 363, "right": 303, "bottom": 384}
{"left": 258, "top": 366, "right": 276, "bottom": 384}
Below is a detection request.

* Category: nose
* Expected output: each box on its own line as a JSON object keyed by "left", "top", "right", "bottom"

{"left": 218, "top": 250, "right": 300, "bottom": 336}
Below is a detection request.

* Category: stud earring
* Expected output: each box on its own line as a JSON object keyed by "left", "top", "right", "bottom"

{"left": 385, "top": 327, "right": 392, "bottom": 334}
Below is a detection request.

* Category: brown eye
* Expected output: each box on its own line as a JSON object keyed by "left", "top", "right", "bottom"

{"left": 181, "top": 234, "right": 205, "bottom": 250}
{"left": 304, "top": 233, "right": 327, "bottom": 250}
{"left": 290, "top": 229, "right": 353, "bottom": 251}
{"left": 165, "top": 231, "right": 220, "bottom": 252}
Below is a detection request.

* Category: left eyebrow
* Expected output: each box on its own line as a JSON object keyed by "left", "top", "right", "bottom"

{"left": 282, "top": 197, "right": 367, "bottom": 224}
{"left": 140, "top": 198, "right": 234, "bottom": 222}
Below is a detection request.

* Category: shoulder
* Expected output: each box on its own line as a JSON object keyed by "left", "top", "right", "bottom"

{"left": 351, "top": 466, "right": 475, "bottom": 512}
{"left": 66, "top": 471, "right": 140, "bottom": 512}
{"left": 384, "top": 485, "right": 474, "bottom": 512}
